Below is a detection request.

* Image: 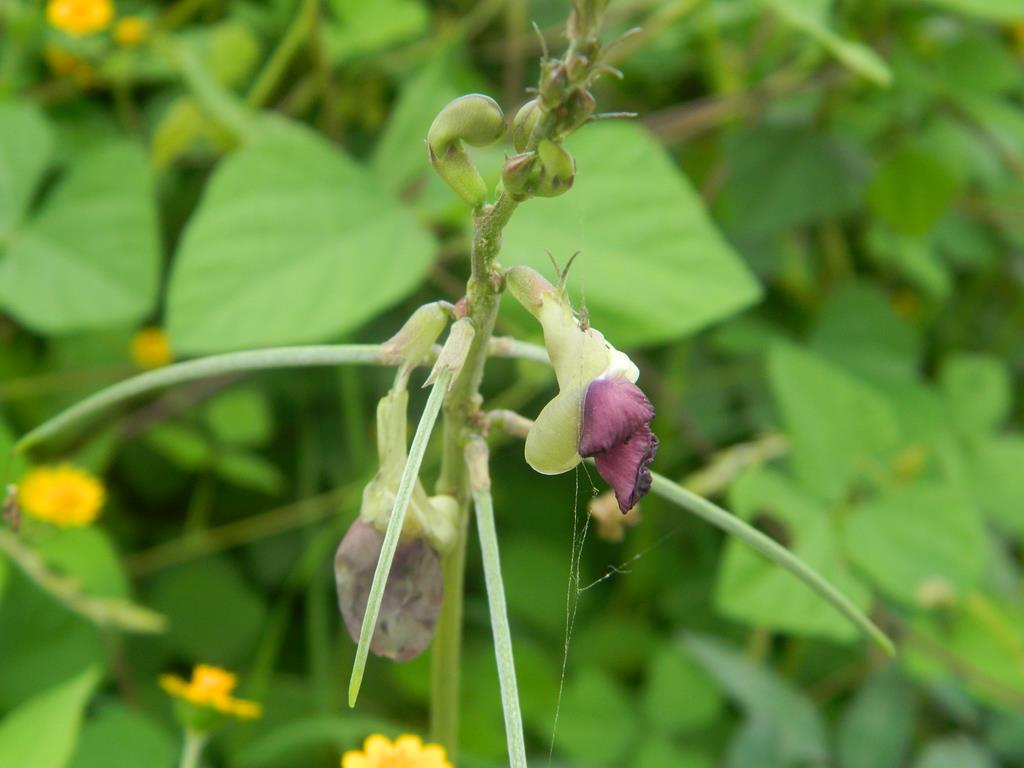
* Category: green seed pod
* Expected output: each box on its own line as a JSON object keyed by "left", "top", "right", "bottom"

{"left": 511, "top": 98, "right": 542, "bottom": 152}
{"left": 501, "top": 151, "right": 538, "bottom": 200}
{"left": 427, "top": 94, "right": 506, "bottom": 207}
{"left": 532, "top": 139, "right": 576, "bottom": 198}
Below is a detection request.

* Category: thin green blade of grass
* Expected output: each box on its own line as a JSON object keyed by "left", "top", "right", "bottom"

{"left": 347, "top": 369, "right": 452, "bottom": 707}
{"left": 473, "top": 484, "right": 528, "bottom": 768}
{"left": 648, "top": 471, "right": 895, "bottom": 656}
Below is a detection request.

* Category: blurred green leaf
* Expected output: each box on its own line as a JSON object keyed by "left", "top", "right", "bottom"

{"left": 571, "top": 616, "right": 658, "bottom": 676}
{"left": 811, "top": 282, "right": 920, "bottom": 385}
{"left": 685, "top": 634, "right": 828, "bottom": 764}
{"left": 923, "top": 0, "right": 1024, "bottom": 22}
{"left": 325, "top": 0, "right": 429, "bottom": 63}
{"left": 215, "top": 449, "right": 286, "bottom": 495}
{"left": 146, "top": 556, "right": 266, "bottom": 663}
{"left": 0, "top": 418, "right": 28, "bottom": 482}
{"left": 642, "top": 643, "right": 723, "bottom": 735}
{"left": 69, "top": 704, "right": 176, "bottom": 768}
{"left": 236, "top": 713, "right": 398, "bottom": 768}
{"left": 199, "top": 21, "right": 263, "bottom": 88}
{"left": 504, "top": 122, "right": 761, "bottom": 347}
{"left": 501, "top": 536, "right": 574, "bottom": 638}
{"left": 0, "top": 142, "right": 160, "bottom": 334}
{"left": 869, "top": 148, "right": 961, "bottom": 237}
{"left": 716, "top": 468, "right": 870, "bottom": 640}
{"left": 844, "top": 483, "right": 986, "bottom": 606}
{"left": 966, "top": 436, "right": 1024, "bottom": 534}
{"left": 763, "top": 0, "right": 892, "bottom": 85}
{"left": 0, "top": 100, "right": 54, "bottom": 236}
{"left": 636, "top": 740, "right": 713, "bottom": 768}
{"left": 865, "top": 226, "right": 951, "bottom": 301}
{"left": 166, "top": 119, "right": 436, "bottom": 353}
{"left": 554, "top": 670, "right": 638, "bottom": 766}
{"left": 0, "top": 568, "right": 104, "bottom": 709}
{"left": 33, "top": 527, "right": 129, "bottom": 598}
{"left": 940, "top": 354, "right": 1011, "bottom": 438}
{"left": 0, "top": 666, "right": 98, "bottom": 768}
{"left": 721, "top": 126, "right": 868, "bottom": 238}
{"left": 204, "top": 387, "right": 275, "bottom": 446}
{"left": 838, "top": 664, "right": 915, "bottom": 768}
{"left": 767, "top": 342, "right": 902, "bottom": 503}
{"left": 909, "top": 594, "right": 1024, "bottom": 709}
{"left": 914, "top": 735, "right": 995, "bottom": 768}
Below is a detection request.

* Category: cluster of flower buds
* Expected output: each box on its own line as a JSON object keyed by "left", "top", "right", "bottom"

{"left": 501, "top": 138, "right": 576, "bottom": 201}
{"left": 427, "top": 94, "right": 506, "bottom": 208}
{"left": 506, "top": 265, "right": 658, "bottom": 512}
{"left": 335, "top": 306, "right": 461, "bottom": 661}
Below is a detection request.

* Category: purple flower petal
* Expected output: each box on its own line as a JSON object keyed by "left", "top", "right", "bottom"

{"left": 579, "top": 377, "right": 658, "bottom": 512}
{"left": 594, "top": 424, "right": 659, "bottom": 512}
{"left": 334, "top": 519, "right": 444, "bottom": 662}
{"left": 579, "top": 377, "right": 655, "bottom": 457}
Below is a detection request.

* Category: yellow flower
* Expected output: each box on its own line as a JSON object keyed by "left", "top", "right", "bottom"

{"left": 46, "top": 0, "right": 114, "bottom": 37}
{"left": 113, "top": 16, "right": 148, "bottom": 46}
{"left": 159, "top": 665, "right": 262, "bottom": 720}
{"left": 342, "top": 734, "right": 452, "bottom": 768}
{"left": 18, "top": 465, "right": 104, "bottom": 527}
{"left": 131, "top": 327, "right": 173, "bottom": 369}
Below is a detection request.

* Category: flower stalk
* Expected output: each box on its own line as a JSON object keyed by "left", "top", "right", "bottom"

{"left": 178, "top": 728, "right": 208, "bottom": 768}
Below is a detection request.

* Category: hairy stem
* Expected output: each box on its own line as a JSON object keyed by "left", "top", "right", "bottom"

{"left": 431, "top": 193, "right": 517, "bottom": 752}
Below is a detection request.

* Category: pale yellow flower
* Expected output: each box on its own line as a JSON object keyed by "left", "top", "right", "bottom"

{"left": 342, "top": 734, "right": 452, "bottom": 768}
{"left": 18, "top": 465, "right": 104, "bottom": 527}
{"left": 113, "top": 16, "right": 148, "bottom": 46}
{"left": 131, "top": 327, "right": 173, "bottom": 369}
{"left": 159, "top": 665, "right": 262, "bottom": 720}
{"left": 46, "top": 0, "right": 114, "bottom": 37}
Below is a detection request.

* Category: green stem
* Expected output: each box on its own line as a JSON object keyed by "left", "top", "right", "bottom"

{"left": 468, "top": 439, "right": 527, "bottom": 768}
{"left": 14, "top": 341, "right": 545, "bottom": 458}
{"left": 247, "top": 0, "right": 318, "bottom": 108}
{"left": 648, "top": 471, "right": 895, "bottom": 655}
{"left": 178, "top": 728, "right": 208, "bottom": 768}
{"left": 161, "top": 36, "right": 256, "bottom": 143}
{"left": 14, "top": 345, "right": 385, "bottom": 455}
{"left": 348, "top": 369, "right": 453, "bottom": 707}
{"left": 0, "top": 530, "right": 167, "bottom": 633}
{"left": 431, "top": 194, "right": 518, "bottom": 753}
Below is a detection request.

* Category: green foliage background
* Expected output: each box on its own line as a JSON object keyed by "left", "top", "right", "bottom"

{"left": 2, "top": 0, "right": 1024, "bottom": 766}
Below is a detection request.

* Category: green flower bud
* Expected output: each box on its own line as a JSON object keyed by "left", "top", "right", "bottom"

{"left": 360, "top": 389, "right": 457, "bottom": 552}
{"left": 501, "top": 152, "right": 538, "bottom": 200}
{"left": 539, "top": 60, "right": 570, "bottom": 110}
{"left": 426, "top": 317, "right": 476, "bottom": 390}
{"left": 532, "top": 139, "right": 576, "bottom": 198}
{"left": 382, "top": 302, "right": 449, "bottom": 380}
{"left": 553, "top": 89, "right": 595, "bottom": 136}
{"left": 427, "top": 94, "right": 505, "bottom": 208}
{"left": 511, "top": 98, "right": 542, "bottom": 152}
